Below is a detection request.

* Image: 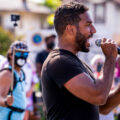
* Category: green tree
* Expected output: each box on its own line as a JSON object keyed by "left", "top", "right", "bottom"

{"left": 0, "top": 27, "right": 13, "bottom": 56}
{"left": 43, "top": 0, "right": 61, "bottom": 11}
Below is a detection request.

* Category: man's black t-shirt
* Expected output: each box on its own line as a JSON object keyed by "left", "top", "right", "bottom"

{"left": 36, "top": 50, "right": 49, "bottom": 64}
{"left": 41, "top": 49, "right": 99, "bottom": 120}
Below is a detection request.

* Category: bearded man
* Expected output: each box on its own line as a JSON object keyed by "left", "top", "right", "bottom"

{"left": 41, "top": 2, "right": 120, "bottom": 120}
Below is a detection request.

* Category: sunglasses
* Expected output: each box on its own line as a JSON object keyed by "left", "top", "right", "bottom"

{"left": 15, "top": 52, "right": 29, "bottom": 58}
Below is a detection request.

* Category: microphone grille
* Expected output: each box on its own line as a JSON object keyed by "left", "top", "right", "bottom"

{"left": 95, "top": 39, "right": 101, "bottom": 47}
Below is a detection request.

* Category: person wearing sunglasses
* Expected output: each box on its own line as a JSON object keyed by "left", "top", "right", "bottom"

{"left": 0, "top": 41, "right": 29, "bottom": 120}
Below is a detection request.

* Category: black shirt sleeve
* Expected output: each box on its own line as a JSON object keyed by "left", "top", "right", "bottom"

{"left": 47, "top": 55, "right": 84, "bottom": 88}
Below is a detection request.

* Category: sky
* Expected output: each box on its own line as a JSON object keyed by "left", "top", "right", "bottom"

{"left": 29, "top": 0, "right": 45, "bottom": 3}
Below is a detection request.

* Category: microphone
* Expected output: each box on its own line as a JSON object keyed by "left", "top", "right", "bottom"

{"left": 95, "top": 39, "right": 120, "bottom": 54}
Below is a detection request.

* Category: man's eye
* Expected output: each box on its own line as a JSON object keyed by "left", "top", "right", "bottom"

{"left": 87, "top": 23, "right": 91, "bottom": 26}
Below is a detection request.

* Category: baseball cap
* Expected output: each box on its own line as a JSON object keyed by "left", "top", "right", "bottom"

{"left": 10, "top": 41, "right": 29, "bottom": 53}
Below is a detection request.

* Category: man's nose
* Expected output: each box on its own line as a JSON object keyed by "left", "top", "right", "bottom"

{"left": 91, "top": 25, "right": 96, "bottom": 34}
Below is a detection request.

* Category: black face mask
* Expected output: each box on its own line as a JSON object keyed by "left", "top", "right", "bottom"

{"left": 47, "top": 42, "right": 55, "bottom": 49}
{"left": 15, "top": 56, "right": 27, "bottom": 67}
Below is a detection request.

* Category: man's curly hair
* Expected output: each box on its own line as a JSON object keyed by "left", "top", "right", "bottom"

{"left": 54, "top": 2, "right": 88, "bottom": 36}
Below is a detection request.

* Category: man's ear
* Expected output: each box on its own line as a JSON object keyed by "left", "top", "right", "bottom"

{"left": 66, "top": 25, "right": 76, "bottom": 36}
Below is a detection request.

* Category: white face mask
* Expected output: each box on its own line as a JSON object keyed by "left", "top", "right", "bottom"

{"left": 16, "top": 58, "right": 26, "bottom": 67}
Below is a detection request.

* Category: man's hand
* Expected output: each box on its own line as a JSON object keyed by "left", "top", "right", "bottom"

{"left": 5, "top": 95, "right": 14, "bottom": 106}
{"left": 101, "top": 38, "right": 117, "bottom": 59}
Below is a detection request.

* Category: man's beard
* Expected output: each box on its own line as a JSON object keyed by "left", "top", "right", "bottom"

{"left": 75, "top": 30, "right": 92, "bottom": 53}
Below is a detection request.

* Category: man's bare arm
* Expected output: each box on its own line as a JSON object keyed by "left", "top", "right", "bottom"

{"left": 0, "top": 70, "right": 13, "bottom": 106}
{"left": 99, "top": 85, "right": 120, "bottom": 114}
{"left": 64, "top": 39, "right": 117, "bottom": 105}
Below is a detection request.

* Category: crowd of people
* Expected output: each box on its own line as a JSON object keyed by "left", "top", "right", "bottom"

{"left": 0, "top": 1, "right": 120, "bottom": 120}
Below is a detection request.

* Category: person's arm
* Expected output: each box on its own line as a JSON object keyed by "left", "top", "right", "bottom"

{"left": 0, "top": 70, "right": 13, "bottom": 107}
{"left": 35, "top": 53, "right": 43, "bottom": 78}
{"left": 64, "top": 39, "right": 117, "bottom": 105}
{"left": 99, "top": 85, "right": 120, "bottom": 114}
{"left": 36, "top": 63, "right": 42, "bottom": 78}
{"left": 26, "top": 83, "right": 35, "bottom": 97}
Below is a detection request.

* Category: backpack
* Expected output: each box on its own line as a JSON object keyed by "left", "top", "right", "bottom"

{"left": 0, "top": 67, "right": 25, "bottom": 94}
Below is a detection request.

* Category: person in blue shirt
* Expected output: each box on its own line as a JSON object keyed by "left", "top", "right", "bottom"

{"left": 0, "top": 41, "right": 29, "bottom": 120}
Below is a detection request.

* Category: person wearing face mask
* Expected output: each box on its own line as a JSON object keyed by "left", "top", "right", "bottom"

{"left": 0, "top": 41, "right": 29, "bottom": 120}
{"left": 35, "top": 34, "right": 56, "bottom": 79}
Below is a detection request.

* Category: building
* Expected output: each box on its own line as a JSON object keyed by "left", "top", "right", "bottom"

{"left": 0, "top": 0, "right": 51, "bottom": 36}
{"left": 0, "top": 0, "right": 54, "bottom": 61}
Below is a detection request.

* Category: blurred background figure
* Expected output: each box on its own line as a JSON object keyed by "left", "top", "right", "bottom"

{"left": 0, "top": 49, "right": 41, "bottom": 120}
{"left": 23, "top": 59, "right": 39, "bottom": 120}
{"left": 35, "top": 34, "right": 56, "bottom": 90}
{"left": 113, "top": 56, "right": 120, "bottom": 120}
{"left": 0, "top": 41, "right": 29, "bottom": 120}
{"left": 91, "top": 55, "right": 104, "bottom": 79}
{"left": 115, "top": 56, "right": 120, "bottom": 85}
{"left": 91, "top": 55, "right": 114, "bottom": 120}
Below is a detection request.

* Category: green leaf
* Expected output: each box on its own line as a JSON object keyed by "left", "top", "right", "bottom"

{"left": 44, "top": 0, "right": 61, "bottom": 11}
{"left": 0, "top": 27, "right": 13, "bottom": 56}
